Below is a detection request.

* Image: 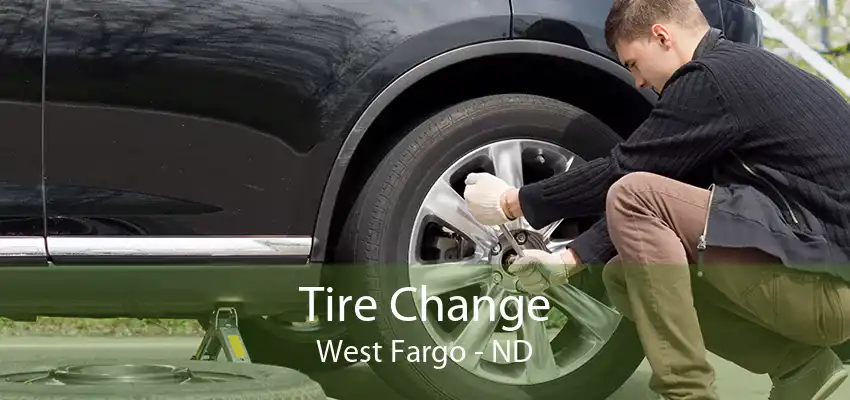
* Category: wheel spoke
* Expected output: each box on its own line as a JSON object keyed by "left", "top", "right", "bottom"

{"left": 497, "top": 216, "right": 532, "bottom": 235}
{"left": 545, "top": 284, "right": 620, "bottom": 342}
{"left": 452, "top": 285, "right": 507, "bottom": 368}
{"left": 518, "top": 216, "right": 533, "bottom": 231}
{"left": 488, "top": 141, "right": 526, "bottom": 232}
{"left": 423, "top": 178, "right": 499, "bottom": 250}
{"left": 488, "top": 141, "right": 524, "bottom": 188}
{"left": 409, "top": 261, "right": 492, "bottom": 297}
{"left": 564, "top": 155, "right": 576, "bottom": 172}
{"left": 520, "top": 307, "right": 560, "bottom": 383}
{"left": 546, "top": 238, "right": 572, "bottom": 253}
{"left": 537, "top": 219, "right": 563, "bottom": 241}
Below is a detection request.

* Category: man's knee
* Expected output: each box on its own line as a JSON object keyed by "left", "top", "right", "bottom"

{"left": 606, "top": 172, "right": 659, "bottom": 205}
{"left": 605, "top": 171, "right": 665, "bottom": 209}
{"left": 605, "top": 171, "right": 708, "bottom": 237}
{"left": 605, "top": 171, "right": 667, "bottom": 228}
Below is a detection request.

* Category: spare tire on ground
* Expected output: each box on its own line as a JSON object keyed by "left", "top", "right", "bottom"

{"left": 0, "top": 358, "right": 327, "bottom": 400}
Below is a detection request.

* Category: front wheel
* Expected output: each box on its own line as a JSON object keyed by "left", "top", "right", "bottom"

{"left": 335, "top": 94, "right": 645, "bottom": 400}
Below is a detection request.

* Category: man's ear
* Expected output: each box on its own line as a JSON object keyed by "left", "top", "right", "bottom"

{"left": 650, "top": 24, "right": 673, "bottom": 48}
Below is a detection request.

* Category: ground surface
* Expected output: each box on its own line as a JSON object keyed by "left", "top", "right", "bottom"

{"left": 1, "top": 336, "right": 848, "bottom": 399}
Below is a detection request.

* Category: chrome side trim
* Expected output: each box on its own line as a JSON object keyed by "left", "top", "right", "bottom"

{"left": 46, "top": 236, "right": 313, "bottom": 258}
{"left": 0, "top": 237, "right": 48, "bottom": 257}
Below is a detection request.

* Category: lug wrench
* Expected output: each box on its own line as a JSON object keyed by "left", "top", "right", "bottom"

{"left": 500, "top": 223, "right": 536, "bottom": 293}
{"left": 499, "top": 223, "right": 525, "bottom": 257}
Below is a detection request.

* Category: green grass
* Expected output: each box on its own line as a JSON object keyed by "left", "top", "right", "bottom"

{"left": 0, "top": 317, "right": 205, "bottom": 337}
{"left": 1, "top": 313, "right": 566, "bottom": 337}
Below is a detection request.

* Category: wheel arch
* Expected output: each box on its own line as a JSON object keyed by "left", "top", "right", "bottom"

{"left": 310, "top": 38, "right": 657, "bottom": 265}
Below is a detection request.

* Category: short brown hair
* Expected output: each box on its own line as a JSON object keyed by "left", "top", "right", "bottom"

{"left": 604, "top": 0, "right": 709, "bottom": 52}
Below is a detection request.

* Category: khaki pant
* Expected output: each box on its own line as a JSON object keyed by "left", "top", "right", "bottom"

{"left": 602, "top": 172, "right": 850, "bottom": 400}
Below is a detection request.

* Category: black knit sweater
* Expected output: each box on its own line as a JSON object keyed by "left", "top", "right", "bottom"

{"left": 518, "top": 30, "right": 850, "bottom": 274}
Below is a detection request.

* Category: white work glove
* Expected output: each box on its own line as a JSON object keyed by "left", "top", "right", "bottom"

{"left": 463, "top": 172, "right": 515, "bottom": 226}
{"left": 508, "top": 249, "right": 571, "bottom": 294}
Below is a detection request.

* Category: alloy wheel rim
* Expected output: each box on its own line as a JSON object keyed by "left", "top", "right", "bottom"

{"left": 407, "top": 138, "right": 622, "bottom": 385}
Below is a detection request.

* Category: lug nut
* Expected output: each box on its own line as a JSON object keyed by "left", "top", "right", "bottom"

{"left": 516, "top": 232, "right": 527, "bottom": 244}
{"left": 491, "top": 244, "right": 502, "bottom": 254}
{"left": 536, "top": 149, "right": 546, "bottom": 164}
{"left": 492, "top": 272, "right": 503, "bottom": 283}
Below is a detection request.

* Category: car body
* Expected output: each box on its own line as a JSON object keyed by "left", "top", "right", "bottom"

{"left": 1, "top": 0, "right": 768, "bottom": 398}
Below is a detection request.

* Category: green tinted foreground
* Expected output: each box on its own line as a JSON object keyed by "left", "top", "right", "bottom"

{"left": 0, "top": 317, "right": 204, "bottom": 336}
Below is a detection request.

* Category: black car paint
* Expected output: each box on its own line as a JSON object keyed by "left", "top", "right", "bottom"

{"left": 311, "top": 0, "right": 761, "bottom": 262}
{"left": 41, "top": 0, "right": 511, "bottom": 238}
{"left": 0, "top": 0, "right": 761, "bottom": 317}
{"left": 29, "top": 0, "right": 754, "bottom": 239}
{"left": 0, "top": 0, "right": 47, "bottom": 265}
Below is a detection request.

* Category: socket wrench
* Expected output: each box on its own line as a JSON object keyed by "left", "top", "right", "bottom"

{"left": 499, "top": 223, "right": 525, "bottom": 257}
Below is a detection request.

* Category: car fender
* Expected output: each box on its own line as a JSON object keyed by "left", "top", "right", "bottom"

{"left": 310, "top": 38, "right": 656, "bottom": 262}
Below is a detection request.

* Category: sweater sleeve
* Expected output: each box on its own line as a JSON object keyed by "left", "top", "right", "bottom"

{"left": 518, "top": 62, "right": 742, "bottom": 229}
{"left": 564, "top": 217, "right": 616, "bottom": 273}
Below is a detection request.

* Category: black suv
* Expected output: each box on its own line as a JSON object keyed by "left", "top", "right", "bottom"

{"left": 2, "top": 0, "right": 765, "bottom": 399}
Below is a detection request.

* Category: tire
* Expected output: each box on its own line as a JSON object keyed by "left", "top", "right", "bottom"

{"left": 334, "top": 94, "right": 645, "bottom": 400}
{"left": 0, "top": 358, "right": 326, "bottom": 399}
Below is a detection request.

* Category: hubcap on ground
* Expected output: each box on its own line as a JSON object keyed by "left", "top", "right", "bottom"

{"left": 0, "top": 364, "right": 253, "bottom": 385}
{"left": 408, "top": 139, "right": 622, "bottom": 385}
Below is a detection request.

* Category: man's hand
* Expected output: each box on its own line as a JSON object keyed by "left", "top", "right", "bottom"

{"left": 463, "top": 173, "right": 517, "bottom": 225}
{"left": 508, "top": 249, "right": 580, "bottom": 294}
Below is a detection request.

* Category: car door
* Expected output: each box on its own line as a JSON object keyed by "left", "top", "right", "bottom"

{"left": 0, "top": 0, "right": 49, "bottom": 266}
{"left": 41, "top": 0, "right": 321, "bottom": 264}
{"left": 697, "top": 0, "right": 762, "bottom": 46}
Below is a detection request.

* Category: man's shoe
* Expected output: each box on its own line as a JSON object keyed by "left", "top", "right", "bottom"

{"left": 769, "top": 348, "right": 849, "bottom": 400}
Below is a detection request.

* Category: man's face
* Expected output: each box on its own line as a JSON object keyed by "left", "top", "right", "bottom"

{"left": 615, "top": 24, "right": 687, "bottom": 93}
